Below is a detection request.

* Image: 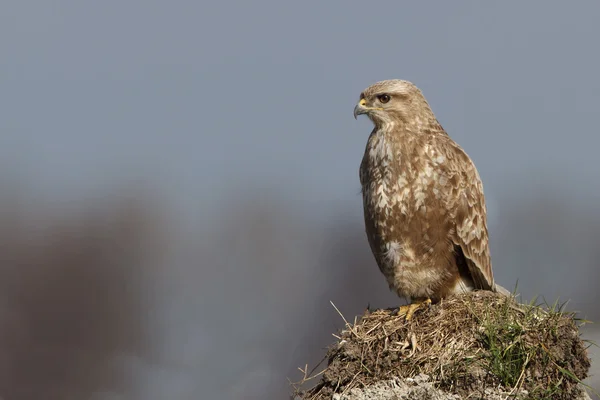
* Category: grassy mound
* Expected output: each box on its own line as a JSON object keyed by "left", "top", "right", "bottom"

{"left": 294, "top": 291, "right": 592, "bottom": 400}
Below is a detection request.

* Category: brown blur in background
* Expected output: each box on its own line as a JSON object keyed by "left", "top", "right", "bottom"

{"left": 1, "top": 2, "right": 599, "bottom": 399}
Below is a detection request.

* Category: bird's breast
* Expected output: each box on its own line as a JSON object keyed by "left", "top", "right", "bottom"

{"left": 360, "top": 132, "right": 450, "bottom": 244}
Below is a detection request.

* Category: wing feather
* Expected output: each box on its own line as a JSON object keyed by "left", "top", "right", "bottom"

{"left": 440, "top": 137, "right": 495, "bottom": 291}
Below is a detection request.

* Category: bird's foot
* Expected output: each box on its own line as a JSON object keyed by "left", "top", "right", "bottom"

{"left": 397, "top": 298, "right": 432, "bottom": 321}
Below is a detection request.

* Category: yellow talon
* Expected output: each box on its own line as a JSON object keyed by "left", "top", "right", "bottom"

{"left": 397, "top": 298, "right": 432, "bottom": 320}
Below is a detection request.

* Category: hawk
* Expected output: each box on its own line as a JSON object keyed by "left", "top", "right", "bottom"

{"left": 354, "top": 79, "right": 507, "bottom": 319}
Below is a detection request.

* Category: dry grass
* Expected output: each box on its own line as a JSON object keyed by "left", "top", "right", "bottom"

{"left": 293, "top": 291, "right": 593, "bottom": 400}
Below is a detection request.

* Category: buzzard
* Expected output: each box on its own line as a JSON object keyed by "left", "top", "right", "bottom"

{"left": 354, "top": 79, "right": 507, "bottom": 319}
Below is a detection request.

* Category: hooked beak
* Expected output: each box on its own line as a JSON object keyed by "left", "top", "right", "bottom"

{"left": 353, "top": 98, "right": 368, "bottom": 119}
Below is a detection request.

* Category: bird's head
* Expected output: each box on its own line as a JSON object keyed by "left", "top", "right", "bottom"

{"left": 353, "top": 79, "right": 434, "bottom": 129}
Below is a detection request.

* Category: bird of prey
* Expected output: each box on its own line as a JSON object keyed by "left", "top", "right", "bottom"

{"left": 354, "top": 79, "right": 507, "bottom": 320}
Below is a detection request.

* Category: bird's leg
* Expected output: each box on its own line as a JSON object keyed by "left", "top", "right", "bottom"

{"left": 397, "top": 298, "right": 432, "bottom": 320}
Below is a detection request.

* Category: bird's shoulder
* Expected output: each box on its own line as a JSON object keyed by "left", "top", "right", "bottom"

{"left": 422, "top": 129, "right": 484, "bottom": 197}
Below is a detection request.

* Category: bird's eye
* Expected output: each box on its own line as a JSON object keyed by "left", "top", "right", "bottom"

{"left": 377, "top": 94, "right": 391, "bottom": 104}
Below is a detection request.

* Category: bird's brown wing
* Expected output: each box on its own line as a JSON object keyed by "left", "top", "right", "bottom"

{"left": 441, "top": 138, "right": 495, "bottom": 291}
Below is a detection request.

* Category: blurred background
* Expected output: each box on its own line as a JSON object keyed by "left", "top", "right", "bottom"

{"left": 1, "top": 1, "right": 599, "bottom": 399}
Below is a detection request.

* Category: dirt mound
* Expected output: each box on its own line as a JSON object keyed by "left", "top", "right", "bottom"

{"left": 294, "top": 291, "right": 592, "bottom": 400}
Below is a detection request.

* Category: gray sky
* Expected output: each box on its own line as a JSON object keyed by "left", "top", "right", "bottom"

{"left": 1, "top": 1, "right": 599, "bottom": 399}
{"left": 3, "top": 2, "right": 599, "bottom": 208}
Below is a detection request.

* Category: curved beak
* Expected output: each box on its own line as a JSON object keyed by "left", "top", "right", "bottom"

{"left": 353, "top": 98, "right": 368, "bottom": 119}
